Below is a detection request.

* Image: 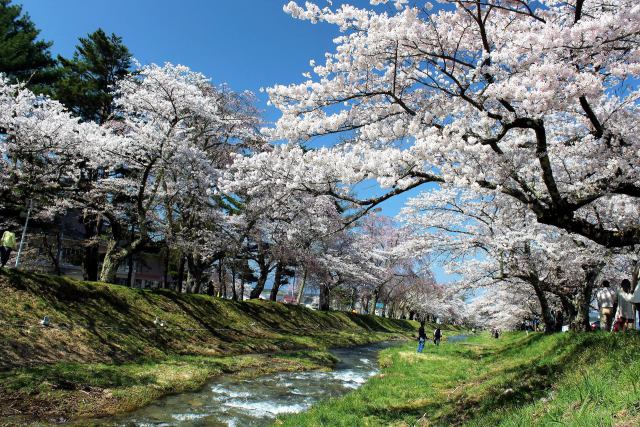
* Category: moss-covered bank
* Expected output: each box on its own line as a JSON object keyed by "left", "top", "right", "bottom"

{"left": 0, "top": 269, "right": 456, "bottom": 424}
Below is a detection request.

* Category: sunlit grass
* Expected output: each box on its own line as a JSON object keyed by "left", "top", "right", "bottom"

{"left": 278, "top": 332, "right": 640, "bottom": 426}
{"left": 0, "top": 269, "right": 457, "bottom": 422}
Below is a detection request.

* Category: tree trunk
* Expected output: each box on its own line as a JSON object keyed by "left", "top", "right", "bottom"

{"left": 162, "top": 247, "right": 169, "bottom": 289}
{"left": 240, "top": 278, "right": 245, "bottom": 301}
{"left": 572, "top": 270, "right": 597, "bottom": 332}
{"left": 55, "top": 231, "right": 63, "bottom": 276}
{"left": 370, "top": 290, "right": 379, "bottom": 315}
{"left": 231, "top": 267, "right": 237, "bottom": 301}
{"left": 126, "top": 253, "right": 134, "bottom": 287}
{"left": 295, "top": 267, "right": 307, "bottom": 304}
{"left": 212, "top": 259, "right": 221, "bottom": 297}
{"left": 319, "top": 284, "right": 330, "bottom": 311}
{"left": 99, "top": 239, "right": 127, "bottom": 283}
{"left": 631, "top": 261, "right": 639, "bottom": 325}
{"left": 250, "top": 266, "right": 269, "bottom": 299}
{"left": 82, "top": 214, "right": 101, "bottom": 282}
{"left": 43, "top": 231, "right": 63, "bottom": 276}
{"left": 363, "top": 296, "right": 370, "bottom": 314}
{"left": 187, "top": 254, "right": 205, "bottom": 294}
{"left": 531, "top": 279, "right": 555, "bottom": 334}
{"left": 270, "top": 261, "right": 283, "bottom": 301}
{"left": 177, "top": 254, "right": 186, "bottom": 293}
{"left": 221, "top": 259, "right": 226, "bottom": 298}
{"left": 558, "top": 295, "right": 575, "bottom": 331}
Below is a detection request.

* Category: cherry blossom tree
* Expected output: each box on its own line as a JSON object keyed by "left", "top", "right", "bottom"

{"left": 397, "top": 185, "right": 631, "bottom": 331}
{"left": 81, "top": 63, "right": 263, "bottom": 283}
{"left": 232, "top": 0, "right": 640, "bottom": 250}
{"left": 0, "top": 77, "right": 104, "bottom": 210}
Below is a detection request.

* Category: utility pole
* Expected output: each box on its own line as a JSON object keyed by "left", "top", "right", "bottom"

{"left": 15, "top": 199, "right": 33, "bottom": 268}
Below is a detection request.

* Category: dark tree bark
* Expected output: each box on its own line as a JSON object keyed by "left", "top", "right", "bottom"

{"left": 126, "top": 253, "right": 134, "bottom": 287}
{"left": 370, "top": 290, "right": 380, "bottom": 315}
{"left": 187, "top": 254, "right": 206, "bottom": 294}
{"left": 249, "top": 245, "right": 273, "bottom": 299}
{"left": 269, "top": 261, "right": 284, "bottom": 301}
{"left": 219, "top": 258, "right": 226, "bottom": 298}
{"left": 558, "top": 294, "right": 576, "bottom": 330}
{"left": 349, "top": 287, "right": 357, "bottom": 311}
{"left": 531, "top": 279, "right": 555, "bottom": 334}
{"left": 231, "top": 266, "right": 237, "bottom": 301}
{"left": 162, "top": 247, "right": 169, "bottom": 289}
{"left": 295, "top": 267, "right": 307, "bottom": 304}
{"left": 319, "top": 284, "right": 331, "bottom": 311}
{"left": 43, "top": 231, "right": 63, "bottom": 276}
{"left": 177, "top": 254, "right": 186, "bottom": 293}
{"left": 82, "top": 214, "right": 102, "bottom": 281}
{"left": 250, "top": 266, "right": 269, "bottom": 299}
{"left": 571, "top": 267, "right": 599, "bottom": 332}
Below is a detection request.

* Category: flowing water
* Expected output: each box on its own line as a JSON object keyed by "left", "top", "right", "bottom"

{"left": 447, "top": 334, "right": 469, "bottom": 342}
{"left": 92, "top": 341, "right": 396, "bottom": 427}
{"left": 77, "top": 335, "right": 469, "bottom": 427}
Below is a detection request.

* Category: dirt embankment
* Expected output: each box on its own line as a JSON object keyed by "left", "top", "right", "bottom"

{"left": 0, "top": 269, "right": 418, "bottom": 370}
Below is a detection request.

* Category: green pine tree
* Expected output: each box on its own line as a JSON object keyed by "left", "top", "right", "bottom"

{"left": 0, "top": 0, "right": 55, "bottom": 89}
{"left": 54, "top": 28, "right": 132, "bottom": 123}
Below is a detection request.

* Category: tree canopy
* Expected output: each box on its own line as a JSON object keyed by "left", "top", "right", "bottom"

{"left": 0, "top": 0, "right": 54, "bottom": 89}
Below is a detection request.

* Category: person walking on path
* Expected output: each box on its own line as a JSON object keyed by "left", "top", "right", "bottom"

{"left": 417, "top": 322, "right": 427, "bottom": 353}
{"left": 0, "top": 229, "right": 16, "bottom": 268}
{"left": 614, "top": 279, "right": 635, "bottom": 332}
{"left": 596, "top": 280, "right": 617, "bottom": 331}
{"left": 434, "top": 327, "right": 442, "bottom": 346}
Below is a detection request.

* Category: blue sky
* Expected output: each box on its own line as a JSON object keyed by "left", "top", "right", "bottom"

{"left": 20, "top": 0, "right": 456, "bottom": 283}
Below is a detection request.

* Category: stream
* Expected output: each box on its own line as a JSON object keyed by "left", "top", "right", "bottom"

{"left": 92, "top": 341, "right": 396, "bottom": 427}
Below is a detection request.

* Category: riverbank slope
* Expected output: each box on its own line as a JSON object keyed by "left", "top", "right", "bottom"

{"left": 280, "top": 331, "right": 640, "bottom": 426}
{"left": 0, "top": 269, "right": 456, "bottom": 424}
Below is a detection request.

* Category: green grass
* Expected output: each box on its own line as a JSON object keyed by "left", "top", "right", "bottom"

{"left": 277, "top": 332, "right": 640, "bottom": 426}
{"left": 0, "top": 269, "right": 461, "bottom": 423}
{"left": 0, "top": 269, "right": 423, "bottom": 369}
{"left": 1, "top": 349, "right": 337, "bottom": 423}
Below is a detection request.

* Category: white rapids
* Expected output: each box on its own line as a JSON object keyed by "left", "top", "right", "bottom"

{"left": 90, "top": 342, "right": 395, "bottom": 427}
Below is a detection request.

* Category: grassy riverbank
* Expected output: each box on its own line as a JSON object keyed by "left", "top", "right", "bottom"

{"left": 279, "top": 331, "right": 640, "bottom": 426}
{"left": 0, "top": 269, "right": 457, "bottom": 424}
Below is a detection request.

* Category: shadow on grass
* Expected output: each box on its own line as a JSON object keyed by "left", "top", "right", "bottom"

{"left": 0, "top": 269, "right": 417, "bottom": 372}
{"left": 1, "top": 362, "right": 157, "bottom": 392}
{"left": 364, "top": 333, "right": 603, "bottom": 426}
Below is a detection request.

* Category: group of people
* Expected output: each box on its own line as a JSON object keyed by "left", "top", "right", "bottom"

{"left": 0, "top": 229, "right": 16, "bottom": 268}
{"left": 596, "top": 278, "right": 639, "bottom": 332}
{"left": 416, "top": 322, "right": 442, "bottom": 352}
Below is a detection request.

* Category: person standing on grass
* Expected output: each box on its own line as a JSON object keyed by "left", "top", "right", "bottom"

{"left": 434, "top": 327, "right": 442, "bottom": 346}
{"left": 596, "top": 280, "right": 617, "bottom": 331}
{"left": 614, "top": 279, "right": 635, "bottom": 332}
{"left": 417, "top": 322, "right": 427, "bottom": 353}
{"left": 0, "top": 229, "right": 16, "bottom": 268}
{"left": 618, "top": 264, "right": 640, "bottom": 332}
